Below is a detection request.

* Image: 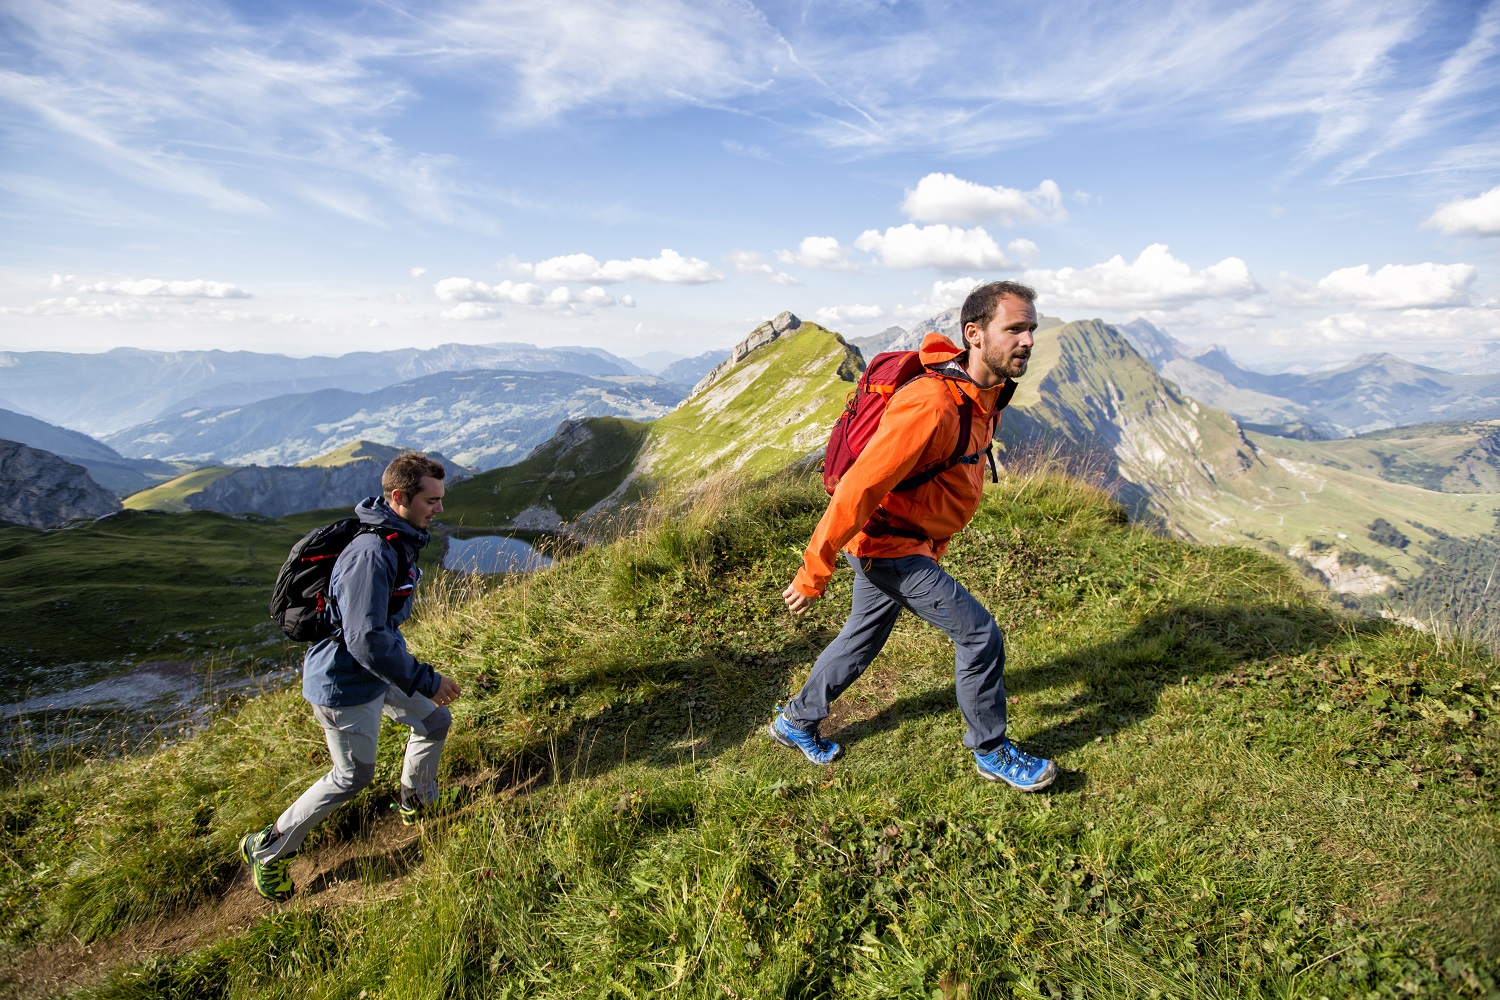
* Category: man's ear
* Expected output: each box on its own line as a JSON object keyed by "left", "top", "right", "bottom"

{"left": 962, "top": 322, "right": 980, "bottom": 348}
{"left": 389, "top": 489, "right": 406, "bottom": 508}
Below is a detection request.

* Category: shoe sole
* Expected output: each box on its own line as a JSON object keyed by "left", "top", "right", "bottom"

{"left": 976, "top": 760, "right": 1058, "bottom": 792}
{"left": 237, "top": 832, "right": 256, "bottom": 865}
{"left": 768, "top": 721, "right": 842, "bottom": 764}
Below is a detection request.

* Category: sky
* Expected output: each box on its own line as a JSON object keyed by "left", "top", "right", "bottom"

{"left": 1, "top": 0, "right": 1499, "bottom": 370}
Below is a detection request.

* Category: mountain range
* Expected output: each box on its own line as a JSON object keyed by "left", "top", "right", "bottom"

{"left": 1116, "top": 320, "right": 1500, "bottom": 437}
{"left": 0, "top": 341, "right": 674, "bottom": 436}
{"left": 104, "top": 369, "right": 687, "bottom": 471}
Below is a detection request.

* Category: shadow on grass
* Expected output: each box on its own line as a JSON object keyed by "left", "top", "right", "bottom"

{"left": 503, "top": 635, "right": 824, "bottom": 785}
{"left": 819, "top": 601, "right": 1393, "bottom": 773}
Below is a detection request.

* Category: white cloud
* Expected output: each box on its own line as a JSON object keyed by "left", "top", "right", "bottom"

{"left": 1007, "top": 238, "right": 1040, "bottom": 264}
{"left": 1424, "top": 185, "right": 1500, "bottom": 236}
{"left": 1294, "top": 262, "right": 1477, "bottom": 309}
{"left": 814, "top": 303, "right": 886, "bottom": 327}
{"left": 522, "top": 249, "right": 722, "bottom": 284}
{"left": 434, "top": 275, "right": 626, "bottom": 317}
{"left": 729, "top": 250, "right": 800, "bottom": 285}
{"left": 410, "top": 266, "right": 427, "bottom": 278}
{"left": 776, "top": 236, "right": 853, "bottom": 271}
{"left": 900, "top": 174, "right": 1066, "bottom": 226}
{"left": 1278, "top": 306, "right": 1500, "bottom": 349}
{"left": 434, "top": 277, "right": 545, "bottom": 305}
{"left": 892, "top": 277, "right": 983, "bottom": 321}
{"left": 441, "top": 301, "right": 505, "bottom": 321}
{"left": 73, "top": 278, "right": 252, "bottom": 299}
{"left": 1022, "top": 244, "right": 1257, "bottom": 310}
{"left": 854, "top": 224, "right": 1011, "bottom": 272}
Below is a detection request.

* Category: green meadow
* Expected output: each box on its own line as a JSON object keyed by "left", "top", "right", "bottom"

{"left": 1, "top": 465, "right": 1494, "bottom": 998}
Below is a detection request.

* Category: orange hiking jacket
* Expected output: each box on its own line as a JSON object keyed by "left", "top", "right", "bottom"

{"left": 792, "top": 333, "right": 1005, "bottom": 598}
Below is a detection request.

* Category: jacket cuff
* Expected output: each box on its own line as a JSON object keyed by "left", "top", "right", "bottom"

{"left": 791, "top": 568, "right": 824, "bottom": 598}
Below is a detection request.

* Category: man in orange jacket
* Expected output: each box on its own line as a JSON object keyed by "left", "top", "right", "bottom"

{"left": 773, "top": 280, "right": 1057, "bottom": 791}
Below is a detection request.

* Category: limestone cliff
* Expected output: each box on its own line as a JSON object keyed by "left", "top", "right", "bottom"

{"left": 0, "top": 440, "right": 121, "bottom": 528}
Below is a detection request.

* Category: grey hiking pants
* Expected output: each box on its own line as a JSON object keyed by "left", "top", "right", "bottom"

{"left": 252, "top": 684, "right": 451, "bottom": 863}
{"left": 784, "top": 553, "right": 1008, "bottom": 753}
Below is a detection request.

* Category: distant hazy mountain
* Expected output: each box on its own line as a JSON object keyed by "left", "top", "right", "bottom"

{"left": 847, "top": 325, "right": 909, "bottom": 359}
{"left": 125, "top": 440, "right": 472, "bottom": 518}
{"left": 0, "top": 342, "right": 650, "bottom": 436}
{"left": 0, "top": 408, "right": 176, "bottom": 496}
{"left": 105, "top": 369, "right": 687, "bottom": 471}
{"left": 658, "top": 349, "right": 730, "bottom": 387}
{"left": 0, "top": 440, "right": 121, "bottom": 528}
{"left": 1116, "top": 320, "right": 1500, "bottom": 436}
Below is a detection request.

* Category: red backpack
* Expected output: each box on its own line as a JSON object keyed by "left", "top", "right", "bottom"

{"left": 822, "top": 349, "right": 1016, "bottom": 497}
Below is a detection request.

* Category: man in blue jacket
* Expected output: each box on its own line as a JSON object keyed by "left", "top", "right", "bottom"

{"left": 239, "top": 451, "right": 462, "bottom": 901}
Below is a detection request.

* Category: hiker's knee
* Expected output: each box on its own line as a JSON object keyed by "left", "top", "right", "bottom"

{"left": 417, "top": 705, "right": 450, "bottom": 740}
{"left": 332, "top": 757, "right": 377, "bottom": 791}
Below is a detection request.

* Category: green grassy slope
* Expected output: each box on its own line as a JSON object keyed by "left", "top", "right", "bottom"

{"left": 639, "top": 322, "right": 858, "bottom": 482}
{"left": 294, "top": 439, "right": 405, "bottom": 468}
{"left": 427, "top": 323, "right": 859, "bottom": 530}
{"left": 122, "top": 467, "right": 238, "bottom": 512}
{"left": 0, "top": 511, "right": 303, "bottom": 701}
{"left": 1267, "top": 419, "right": 1500, "bottom": 494}
{"left": 1, "top": 470, "right": 1495, "bottom": 998}
{"left": 440, "top": 418, "right": 651, "bottom": 529}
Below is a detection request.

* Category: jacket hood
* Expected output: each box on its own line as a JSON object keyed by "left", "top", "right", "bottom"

{"left": 917, "top": 332, "right": 964, "bottom": 367}
{"left": 355, "top": 496, "right": 429, "bottom": 548}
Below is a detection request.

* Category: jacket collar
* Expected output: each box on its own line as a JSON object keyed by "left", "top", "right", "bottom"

{"left": 354, "top": 496, "right": 429, "bottom": 549}
{"left": 918, "top": 332, "right": 1005, "bottom": 411}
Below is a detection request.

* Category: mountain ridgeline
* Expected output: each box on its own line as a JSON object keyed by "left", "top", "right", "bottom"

{"left": 104, "top": 369, "right": 686, "bottom": 471}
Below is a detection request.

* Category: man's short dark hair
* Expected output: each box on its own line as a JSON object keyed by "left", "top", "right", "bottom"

{"left": 383, "top": 451, "right": 444, "bottom": 501}
{"left": 960, "top": 280, "right": 1037, "bottom": 333}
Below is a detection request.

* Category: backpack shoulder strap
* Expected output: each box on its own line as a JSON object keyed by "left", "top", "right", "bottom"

{"left": 890, "top": 372, "right": 975, "bottom": 493}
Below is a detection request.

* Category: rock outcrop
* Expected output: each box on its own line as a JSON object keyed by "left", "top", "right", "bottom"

{"left": 0, "top": 440, "right": 121, "bottom": 528}
{"left": 689, "top": 311, "right": 802, "bottom": 398}
{"left": 178, "top": 450, "right": 468, "bottom": 518}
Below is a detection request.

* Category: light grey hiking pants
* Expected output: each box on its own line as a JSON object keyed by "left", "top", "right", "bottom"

{"left": 252, "top": 685, "right": 451, "bottom": 863}
{"left": 784, "top": 553, "right": 1008, "bottom": 753}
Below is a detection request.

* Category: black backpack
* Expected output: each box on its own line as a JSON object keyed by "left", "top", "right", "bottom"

{"left": 269, "top": 519, "right": 410, "bottom": 642}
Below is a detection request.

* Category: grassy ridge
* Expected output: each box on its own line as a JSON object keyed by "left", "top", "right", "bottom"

{"left": 2, "top": 467, "right": 1495, "bottom": 997}
{"left": 122, "top": 467, "right": 237, "bottom": 512}
{"left": 0, "top": 511, "right": 302, "bottom": 700}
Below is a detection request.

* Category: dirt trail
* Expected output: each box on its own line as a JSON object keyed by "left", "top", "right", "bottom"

{"left": 3, "top": 767, "right": 542, "bottom": 999}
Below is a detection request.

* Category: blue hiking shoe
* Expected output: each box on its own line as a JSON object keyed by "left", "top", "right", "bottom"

{"left": 769, "top": 710, "right": 841, "bottom": 765}
{"left": 974, "top": 740, "right": 1057, "bottom": 792}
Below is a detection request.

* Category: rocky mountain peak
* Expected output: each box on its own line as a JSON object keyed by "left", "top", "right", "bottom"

{"left": 688, "top": 311, "right": 801, "bottom": 398}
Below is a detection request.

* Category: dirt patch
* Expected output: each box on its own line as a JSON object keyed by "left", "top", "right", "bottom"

{"left": 2, "top": 765, "right": 543, "bottom": 999}
{"left": 821, "top": 658, "right": 903, "bottom": 736}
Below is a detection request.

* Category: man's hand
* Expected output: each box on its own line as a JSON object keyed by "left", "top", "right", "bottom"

{"left": 783, "top": 582, "right": 819, "bottom": 617}
{"left": 432, "top": 673, "right": 461, "bottom": 708}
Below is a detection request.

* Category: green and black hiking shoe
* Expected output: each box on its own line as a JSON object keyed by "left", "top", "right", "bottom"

{"left": 238, "top": 824, "right": 295, "bottom": 902}
{"left": 395, "top": 785, "right": 469, "bottom": 826}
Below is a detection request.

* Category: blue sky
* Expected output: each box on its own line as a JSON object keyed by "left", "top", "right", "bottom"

{"left": 2, "top": 0, "right": 1498, "bottom": 369}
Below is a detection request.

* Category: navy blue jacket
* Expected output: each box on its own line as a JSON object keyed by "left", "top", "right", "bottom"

{"left": 301, "top": 497, "right": 440, "bottom": 707}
